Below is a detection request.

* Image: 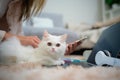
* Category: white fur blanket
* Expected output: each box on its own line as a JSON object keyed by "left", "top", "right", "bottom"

{"left": 0, "top": 62, "right": 120, "bottom": 80}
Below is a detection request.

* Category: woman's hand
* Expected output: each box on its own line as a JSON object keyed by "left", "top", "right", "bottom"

{"left": 17, "top": 35, "right": 40, "bottom": 48}
{"left": 65, "top": 40, "right": 82, "bottom": 55}
{"left": 3, "top": 32, "right": 41, "bottom": 48}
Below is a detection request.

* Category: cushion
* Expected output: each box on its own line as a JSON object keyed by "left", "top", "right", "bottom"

{"left": 32, "top": 17, "right": 54, "bottom": 28}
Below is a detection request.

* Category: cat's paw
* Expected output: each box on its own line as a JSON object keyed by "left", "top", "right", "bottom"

{"left": 54, "top": 60, "right": 65, "bottom": 66}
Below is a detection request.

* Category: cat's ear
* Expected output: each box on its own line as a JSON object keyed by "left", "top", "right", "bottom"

{"left": 60, "top": 34, "right": 67, "bottom": 42}
{"left": 43, "top": 30, "right": 49, "bottom": 38}
{"left": 43, "top": 30, "right": 50, "bottom": 40}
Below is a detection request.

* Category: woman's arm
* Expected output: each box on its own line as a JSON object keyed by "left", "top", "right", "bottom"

{"left": 1, "top": 32, "right": 41, "bottom": 48}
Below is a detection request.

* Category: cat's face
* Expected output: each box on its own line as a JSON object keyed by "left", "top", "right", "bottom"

{"left": 41, "top": 31, "right": 67, "bottom": 56}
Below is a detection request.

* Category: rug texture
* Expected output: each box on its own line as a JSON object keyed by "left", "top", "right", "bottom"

{"left": 0, "top": 62, "right": 120, "bottom": 80}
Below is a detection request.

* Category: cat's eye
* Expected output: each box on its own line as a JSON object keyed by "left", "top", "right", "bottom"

{"left": 56, "top": 43, "right": 60, "bottom": 47}
{"left": 47, "top": 42, "right": 52, "bottom": 46}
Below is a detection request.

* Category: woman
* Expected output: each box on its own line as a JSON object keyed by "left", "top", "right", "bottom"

{"left": 0, "top": 0, "right": 45, "bottom": 48}
{"left": 0, "top": 0, "right": 80, "bottom": 55}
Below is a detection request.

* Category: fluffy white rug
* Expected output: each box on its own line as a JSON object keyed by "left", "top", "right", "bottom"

{"left": 0, "top": 62, "right": 120, "bottom": 80}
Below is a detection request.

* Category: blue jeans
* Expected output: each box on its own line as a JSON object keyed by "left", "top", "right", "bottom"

{"left": 87, "top": 22, "right": 120, "bottom": 64}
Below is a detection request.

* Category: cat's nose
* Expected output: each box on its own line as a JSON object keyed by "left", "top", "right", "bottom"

{"left": 52, "top": 48, "right": 55, "bottom": 52}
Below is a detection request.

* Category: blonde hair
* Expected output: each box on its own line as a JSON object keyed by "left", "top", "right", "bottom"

{"left": 20, "top": 0, "right": 46, "bottom": 21}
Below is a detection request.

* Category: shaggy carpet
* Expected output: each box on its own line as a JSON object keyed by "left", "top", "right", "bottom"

{"left": 0, "top": 62, "right": 120, "bottom": 80}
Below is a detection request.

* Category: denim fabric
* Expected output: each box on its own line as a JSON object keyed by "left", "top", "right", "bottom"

{"left": 87, "top": 22, "right": 120, "bottom": 64}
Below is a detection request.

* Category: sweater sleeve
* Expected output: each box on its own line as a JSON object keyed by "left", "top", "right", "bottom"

{"left": 0, "top": 30, "right": 6, "bottom": 42}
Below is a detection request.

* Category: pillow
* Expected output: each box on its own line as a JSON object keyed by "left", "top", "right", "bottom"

{"left": 32, "top": 17, "right": 54, "bottom": 28}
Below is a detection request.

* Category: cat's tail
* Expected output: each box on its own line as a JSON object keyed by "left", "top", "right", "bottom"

{"left": 0, "top": 37, "right": 34, "bottom": 63}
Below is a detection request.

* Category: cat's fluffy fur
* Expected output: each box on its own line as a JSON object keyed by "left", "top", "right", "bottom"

{"left": 0, "top": 31, "right": 67, "bottom": 65}
{"left": 0, "top": 63, "right": 120, "bottom": 80}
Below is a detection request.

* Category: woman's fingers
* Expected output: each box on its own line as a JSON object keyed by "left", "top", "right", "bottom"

{"left": 30, "top": 36, "right": 41, "bottom": 48}
{"left": 68, "top": 44, "right": 73, "bottom": 54}
{"left": 33, "top": 36, "right": 41, "bottom": 44}
{"left": 18, "top": 35, "right": 41, "bottom": 48}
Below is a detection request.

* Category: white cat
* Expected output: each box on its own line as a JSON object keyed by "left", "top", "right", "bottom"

{"left": 0, "top": 30, "right": 67, "bottom": 66}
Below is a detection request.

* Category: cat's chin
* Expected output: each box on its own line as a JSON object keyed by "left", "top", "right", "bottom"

{"left": 48, "top": 50, "right": 57, "bottom": 54}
